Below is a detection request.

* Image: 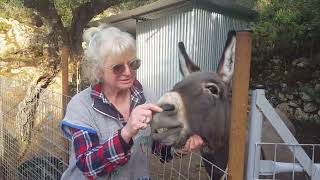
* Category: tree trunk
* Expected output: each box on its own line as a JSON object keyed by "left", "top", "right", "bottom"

{"left": 15, "top": 35, "right": 62, "bottom": 159}
{"left": 16, "top": 71, "right": 59, "bottom": 159}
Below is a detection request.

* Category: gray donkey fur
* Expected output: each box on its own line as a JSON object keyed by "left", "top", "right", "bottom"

{"left": 151, "top": 31, "right": 305, "bottom": 179}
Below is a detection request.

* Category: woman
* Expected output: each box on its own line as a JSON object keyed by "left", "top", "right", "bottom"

{"left": 60, "top": 24, "right": 203, "bottom": 180}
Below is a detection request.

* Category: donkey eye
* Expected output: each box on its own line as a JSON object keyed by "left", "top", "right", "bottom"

{"left": 207, "top": 86, "right": 218, "bottom": 95}
{"left": 205, "top": 83, "right": 219, "bottom": 96}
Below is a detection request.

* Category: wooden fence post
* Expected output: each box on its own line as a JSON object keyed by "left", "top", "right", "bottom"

{"left": 61, "top": 47, "right": 70, "bottom": 111}
{"left": 0, "top": 78, "right": 3, "bottom": 179}
{"left": 227, "top": 30, "right": 252, "bottom": 180}
{"left": 61, "top": 46, "right": 70, "bottom": 165}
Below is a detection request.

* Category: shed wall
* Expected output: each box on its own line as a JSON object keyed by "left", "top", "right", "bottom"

{"left": 136, "top": 8, "right": 247, "bottom": 101}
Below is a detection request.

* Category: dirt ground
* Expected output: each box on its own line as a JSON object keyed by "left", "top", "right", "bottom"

{"left": 149, "top": 151, "right": 215, "bottom": 180}
{"left": 294, "top": 121, "right": 320, "bottom": 162}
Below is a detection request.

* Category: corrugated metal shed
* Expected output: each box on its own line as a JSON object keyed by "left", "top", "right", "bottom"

{"left": 90, "top": 0, "right": 255, "bottom": 100}
{"left": 89, "top": 0, "right": 255, "bottom": 34}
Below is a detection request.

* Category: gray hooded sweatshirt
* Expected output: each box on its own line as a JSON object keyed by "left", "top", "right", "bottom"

{"left": 60, "top": 85, "right": 152, "bottom": 180}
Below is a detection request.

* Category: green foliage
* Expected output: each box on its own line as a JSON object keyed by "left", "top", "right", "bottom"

{"left": 55, "top": 0, "right": 156, "bottom": 27}
{"left": 252, "top": 0, "right": 320, "bottom": 60}
{"left": 54, "top": 0, "right": 91, "bottom": 27}
{"left": 236, "top": 0, "right": 256, "bottom": 9}
{"left": 94, "top": 0, "right": 157, "bottom": 21}
{"left": 0, "top": 0, "right": 32, "bottom": 23}
{"left": 0, "top": 0, "right": 156, "bottom": 27}
{"left": 299, "top": 85, "right": 320, "bottom": 103}
{"left": 110, "top": 0, "right": 157, "bottom": 11}
{"left": 0, "top": 0, "right": 89, "bottom": 26}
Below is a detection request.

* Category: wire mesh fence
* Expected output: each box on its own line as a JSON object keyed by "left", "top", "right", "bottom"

{"left": 0, "top": 76, "right": 70, "bottom": 180}
{"left": 0, "top": 76, "right": 226, "bottom": 180}
{"left": 149, "top": 149, "right": 228, "bottom": 180}
{"left": 4, "top": 76, "right": 320, "bottom": 180}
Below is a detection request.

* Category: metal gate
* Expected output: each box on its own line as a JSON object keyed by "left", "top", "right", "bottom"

{"left": 246, "top": 88, "right": 320, "bottom": 179}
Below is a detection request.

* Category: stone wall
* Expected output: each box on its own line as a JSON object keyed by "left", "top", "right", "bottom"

{"left": 251, "top": 56, "right": 320, "bottom": 123}
{"left": 0, "top": 18, "right": 44, "bottom": 56}
{"left": 0, "top": 18, "right": 45, "bottom": 81}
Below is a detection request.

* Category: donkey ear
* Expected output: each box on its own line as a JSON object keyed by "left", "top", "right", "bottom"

{"left": 217, "top": 30, "right": 236, "bottom": 83}
{"left": 178, "top": 42, "right": 201, "bottom": 77}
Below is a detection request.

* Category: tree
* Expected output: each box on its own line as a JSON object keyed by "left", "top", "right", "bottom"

{"left": 252, "top": 0, "right": 320, "bottom": 60}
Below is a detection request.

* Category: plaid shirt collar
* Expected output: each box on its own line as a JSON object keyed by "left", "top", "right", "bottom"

{"left": 91, "top": 80, "right": 146, "bottom": 122}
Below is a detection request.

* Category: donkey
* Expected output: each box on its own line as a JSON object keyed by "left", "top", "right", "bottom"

{"left": 150, "top": 31, "right": 302, "bottom": 179}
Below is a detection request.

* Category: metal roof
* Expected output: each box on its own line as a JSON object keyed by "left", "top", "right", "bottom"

{"left": 88, "top": 0, "right": 256, "bottom": 34}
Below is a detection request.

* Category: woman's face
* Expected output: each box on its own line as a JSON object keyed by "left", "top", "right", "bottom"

{"left": 100, "top": 51, "right": 138, "bottom": 91}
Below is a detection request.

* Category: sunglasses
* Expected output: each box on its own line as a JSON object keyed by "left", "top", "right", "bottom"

{"left": 109, "top": 59, "right": 141, "bottom": 75}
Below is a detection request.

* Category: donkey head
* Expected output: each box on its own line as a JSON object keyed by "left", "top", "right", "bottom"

{"left": 151, "top": 31, "right": 236, "bottom": 150}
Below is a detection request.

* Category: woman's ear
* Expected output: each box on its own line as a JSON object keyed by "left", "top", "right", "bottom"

{"left": 97, "top": 68, "right": 104, "bottom": 83}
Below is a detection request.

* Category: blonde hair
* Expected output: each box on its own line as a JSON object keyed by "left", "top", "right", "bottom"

{"left": 82, "top": 24, "right": 136, "bottom": 84}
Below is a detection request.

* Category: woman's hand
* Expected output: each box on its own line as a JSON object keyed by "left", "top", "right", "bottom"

{"left": 174, "top": 134, "right": 204, "bottom": 155}
{"left": 121, "top": 103, "right": 162, "bottom": 143}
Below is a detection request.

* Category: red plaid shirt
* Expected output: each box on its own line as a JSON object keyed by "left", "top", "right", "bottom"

{"left": 67, "top": 81, "right": 144, "bottom": 179}
{"left": 69, "top": 128, "right": 132, "bottom": 179}
{"left": 67, "top": 82, "right": 172, "bottom": 179}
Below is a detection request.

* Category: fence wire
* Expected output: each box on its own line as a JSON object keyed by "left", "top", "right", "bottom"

{"left": 0, "top": 76, "right": 70, "bottom": 180}
{"left": 0, "top": 76, "right": 226, "bottom": 180}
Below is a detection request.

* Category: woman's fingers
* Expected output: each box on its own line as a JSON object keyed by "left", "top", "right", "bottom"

{"left": 188, "top": 134, "right": 204, "bottom": 151}
{"left": 139, "top": 121, "right": 148, "bottom": 129}
{"left": 179, "top": 134, "right": 204, "bottom": 152}
{"left": 145, "top": 116, "right": 152, "bottom": 124}
{"left": 132, "top": 110, "right": 151, "bottom": 124}
{"left": 184, "top": 137, "right": 191, "bottom": 151}
{"left": 139, "top": 109, "right": 152, "bottom": 119}
{"left": 133, "top": 103, "right": 162, "bottom": 124}
{"left": 140, "top": 103, "right": 163, "bottom": 113}
{"left": 127, "top": 103, "right": 163, "bottom": 133}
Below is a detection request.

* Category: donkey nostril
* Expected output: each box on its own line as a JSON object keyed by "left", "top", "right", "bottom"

{"left": 160, "top": 104, "right": 175, "bottom": 111}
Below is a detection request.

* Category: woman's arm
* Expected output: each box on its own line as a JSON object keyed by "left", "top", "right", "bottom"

{"left": 69, "top": 127, "right": 133, "bottom": 179}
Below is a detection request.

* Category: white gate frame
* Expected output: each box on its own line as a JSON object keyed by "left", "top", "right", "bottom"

{"left": 246, "top": 88, "right": 320, "bottom": 179}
